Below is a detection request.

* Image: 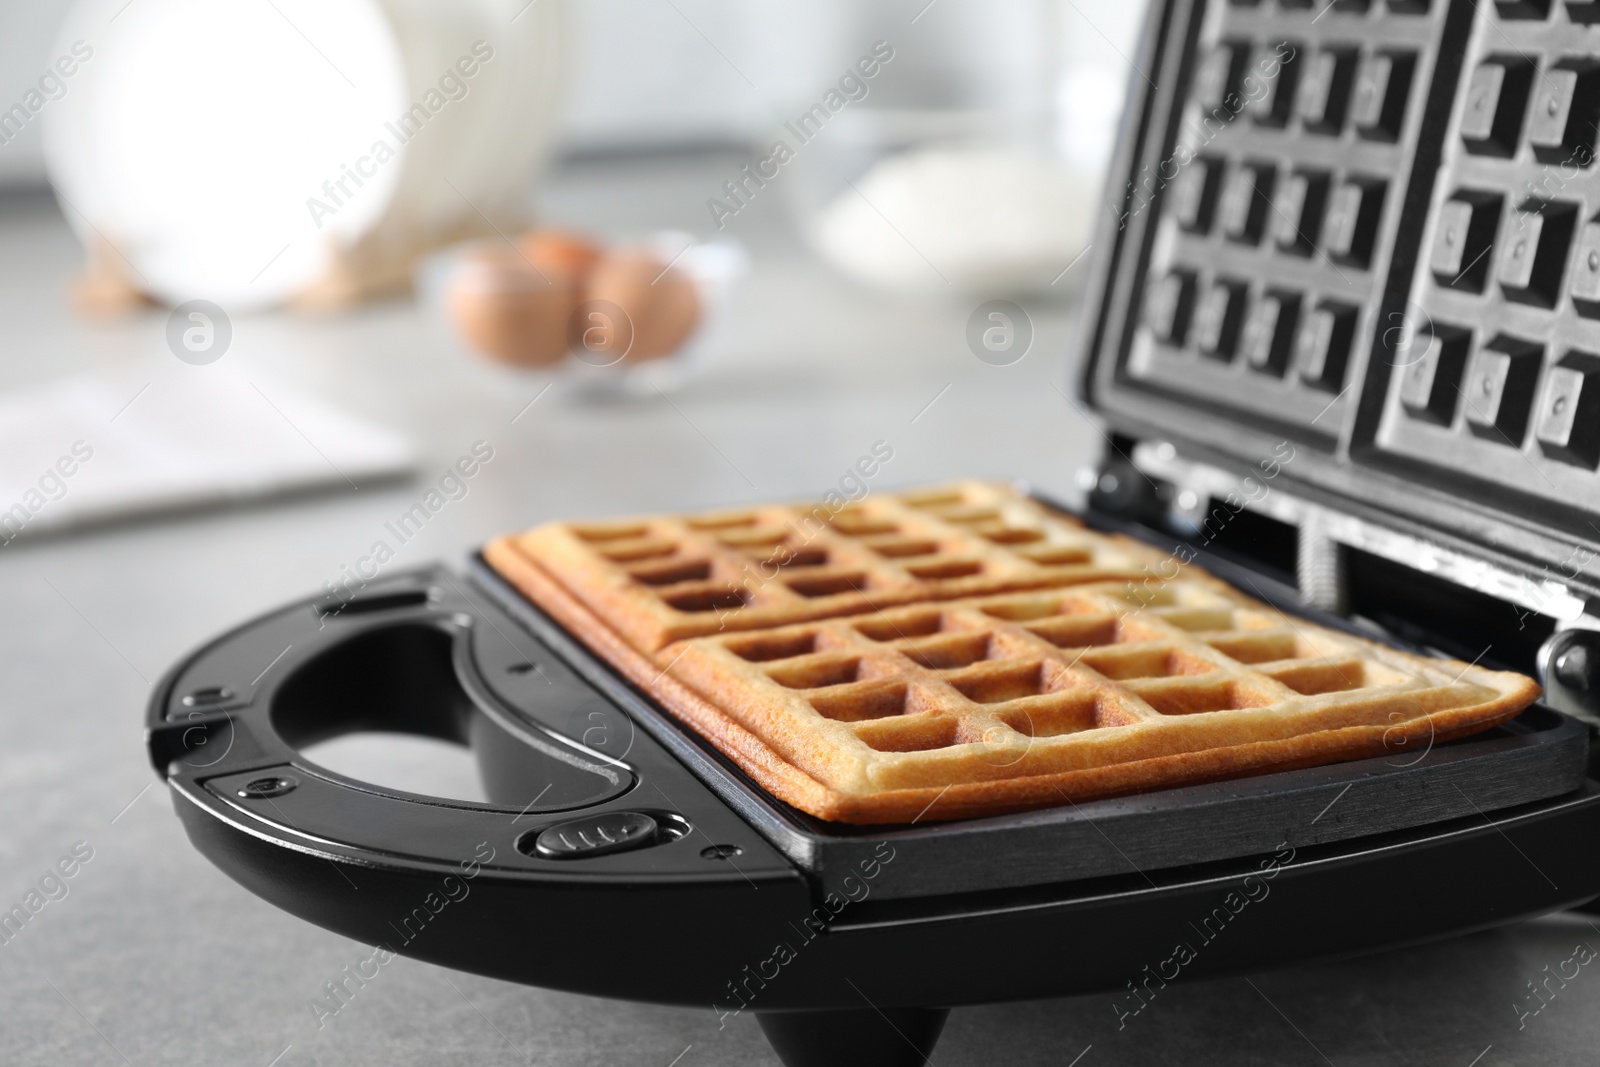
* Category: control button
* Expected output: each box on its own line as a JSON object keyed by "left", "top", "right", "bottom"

{"left": 1461, "top": 59, "right": 1533, "bottom": 156}
{"left": 1464, "top": 337, "right": 1542, "bottom": 445}
{"left": 1248, "top": 42, "right": 1300, "bottom": 127}
{"left": 1497, "top": 202, "right": 1577, "bottom": 307}
{"left": 1569, "top": 220, "right": 1600, "bottom": 313}
{"left": 1219, "top": 162, "right": 1275, "bottom": 245}
{"left": 1495, "top": 0, "right": 1553, "bottom": 16}
{"left": 1146, "top": 272, "right": 1196, "bottom": 345}
{"left": 1398, "top": 325, "right": 1471, "bottom": 425}
{"left": 1429, "top": 193, "right": 1501, "bottom": 291}
{"left": 1273, "top": 171, "right": 1329, "bottom": 254}
{"left": 1193, "top": 279, "right": 1247, "bottom": 361}
{"left": 1297, "top": 49, "right": 1355, "bottom": 132}
{"left": 1242, "top": 292, "right": 1300, "bottom": 376}
{"left": 533, "top": 811, "right": 660, "bottom": 859}
{"left": 1295, "top": 302, "right": 1357, "bottom": 391}
{"left": 1536, "top": 352, "right": 1600, "bottom": 467}
{"left": 1323, "top": 178, "right": 1385, "bottom": 267}
{"left": 238, "top": 775, "right": 298, "bottom": 799}
{"left": 1169, "top": 158, "right": 1221, "bottom": 233}
{"left": 1350, "top": 52, "right": 1415, "bottom": 140}
{"left": 1529, "top": 62, "right": 1600, "bottom": 163}
{"left": 183, "top": 685, "right": 235, "bottom": 708}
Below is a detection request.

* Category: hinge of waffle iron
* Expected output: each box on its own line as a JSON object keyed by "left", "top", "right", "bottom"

{"left": 1091, "top": 441, "right": 1600, "bottom": 728}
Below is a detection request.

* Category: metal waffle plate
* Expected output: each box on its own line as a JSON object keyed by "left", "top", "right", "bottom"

{"left": 471, "top": 551, "right": 1588, "bottom": 903}
{"left": 1081, "top": 0, "right": 1600, "bottom": 583}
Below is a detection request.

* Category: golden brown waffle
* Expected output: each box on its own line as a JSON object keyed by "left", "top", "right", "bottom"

{"left": 484, "top": 482, "right": 1541, "bottom": 824}
{"left": 501, "top": 482, "right": 1171, "bottom": 653}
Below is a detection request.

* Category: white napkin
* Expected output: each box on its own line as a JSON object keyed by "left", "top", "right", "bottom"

{"left": 0, "top": 365, "right": 415, "bottom": 542}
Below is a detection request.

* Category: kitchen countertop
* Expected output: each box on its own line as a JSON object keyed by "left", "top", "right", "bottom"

{"left": 2, "top": 152, "right": 1597, "bottom": 1066}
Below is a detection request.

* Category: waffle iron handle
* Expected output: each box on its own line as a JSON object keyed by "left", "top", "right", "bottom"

{"left": 148, "top": 586, "right": 645, "bottom": 878}
{"left": 144, "top": 569, "right": 821, "bottom": 1043}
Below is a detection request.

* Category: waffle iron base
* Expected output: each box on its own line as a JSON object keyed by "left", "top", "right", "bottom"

{"left": 148, "top": 556, "right": 1600, "bottom": 1066}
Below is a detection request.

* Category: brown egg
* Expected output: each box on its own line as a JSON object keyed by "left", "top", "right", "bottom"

{"left": 583, "top": 248, "right": 701, "bottom": 364}
{"left": 518, "top": 229, "right": 603, "bottom": 281}
{"left": 446, "top": 246, "right": 575, "bottom": 367}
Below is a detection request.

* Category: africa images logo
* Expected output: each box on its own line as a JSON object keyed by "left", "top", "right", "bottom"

{"left": 305, "top": 42, "right": 495, "bottom": 229}
{"left": 705, "top": 41, "right": 895, "bottom": 229}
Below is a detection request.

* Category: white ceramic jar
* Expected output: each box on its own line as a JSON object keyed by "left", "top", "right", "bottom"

{"left": 44, "top": 0, "right": 567, "bottom": 311}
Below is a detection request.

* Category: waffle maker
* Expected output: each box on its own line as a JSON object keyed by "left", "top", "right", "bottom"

{"left": 147, "top": 2, "right": 1600, "bottom": 1064}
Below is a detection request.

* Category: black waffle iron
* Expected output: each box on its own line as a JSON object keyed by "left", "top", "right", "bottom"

{"left": 148, "top": 3, "right": 1600, "bottom": 1064}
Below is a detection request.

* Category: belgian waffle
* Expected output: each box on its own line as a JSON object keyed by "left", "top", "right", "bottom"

{"left": 484, "top": 482, "right": 1540, "bottom": 824}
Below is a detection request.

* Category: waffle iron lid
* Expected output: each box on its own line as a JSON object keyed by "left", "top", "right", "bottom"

{"left": 1077, "top": 0, "right": 1600, "bottom": 590}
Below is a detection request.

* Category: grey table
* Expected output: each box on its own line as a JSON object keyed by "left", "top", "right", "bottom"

{"left": 1, "top": 154, "right": 1595, "bottom": 1066}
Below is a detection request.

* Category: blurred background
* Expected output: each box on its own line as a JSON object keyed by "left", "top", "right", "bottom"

{"left": 0, "top": 0, "right": 1146, "bottom": 522}
{"left": 0, "top": 3, "right": 1149, "bottom": 1064}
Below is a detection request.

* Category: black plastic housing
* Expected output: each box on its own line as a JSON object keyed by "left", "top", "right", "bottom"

{"left": 147, "top": 566, "right": 1600, "bottom": 1014}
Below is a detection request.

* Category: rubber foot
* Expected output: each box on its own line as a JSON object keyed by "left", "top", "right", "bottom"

{"left": 756, "top": 1006, "right": 949, "bottom": 1067}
